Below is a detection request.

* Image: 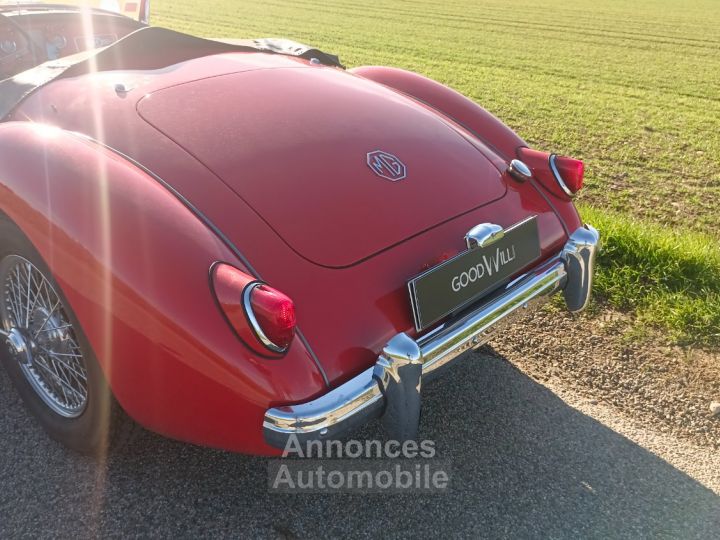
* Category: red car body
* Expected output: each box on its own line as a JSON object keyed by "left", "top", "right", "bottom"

{"left": 0, "top": 4, "right": 597, "bottom": 455}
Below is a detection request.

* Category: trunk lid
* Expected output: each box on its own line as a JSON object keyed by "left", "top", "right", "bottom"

{"left": 138, "top": 66, "right": 507, "bottom": 267}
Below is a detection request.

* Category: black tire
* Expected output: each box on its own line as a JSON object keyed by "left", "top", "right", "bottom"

{"left": 0, "top": 218, "right": 137, "bottom": 455}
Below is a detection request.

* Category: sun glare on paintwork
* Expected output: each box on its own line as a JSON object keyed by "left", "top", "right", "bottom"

{"left": 34, "top": 123, "right": 62, "bottom": 139}
{"left": 75, "top": 1, "right": 115, "bottom": 478}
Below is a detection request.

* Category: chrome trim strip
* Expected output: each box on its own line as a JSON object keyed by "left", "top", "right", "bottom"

{"left": 549, "top": 154, "right": 575, "bottom": 198}
{"left": 263, "top": 224, "right": 601, "bottom": 447}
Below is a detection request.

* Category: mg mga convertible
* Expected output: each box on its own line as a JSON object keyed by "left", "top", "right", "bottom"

{"left": 0, "top": 1, "right": 599, "bottom": 455}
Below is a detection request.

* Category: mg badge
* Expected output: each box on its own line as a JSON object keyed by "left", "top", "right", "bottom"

{"left": 367, "top": 150, "right": 407, "bottom": 182}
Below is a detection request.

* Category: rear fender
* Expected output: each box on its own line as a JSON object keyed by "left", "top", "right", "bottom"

{"left": 350, "top": 66, "right": 526, "bottom": 160}
{"left": 0, "top": 122, "right": 326, "bottom": 454}
{"left": 351, "top": 67, "right": 582, "bottom": 234}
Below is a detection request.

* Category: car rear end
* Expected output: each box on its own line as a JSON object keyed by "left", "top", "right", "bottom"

{"left": 125, "top": 56, "right": 600, "bottom": 450}
{"left": 259, "top": 177, "right": 599, "bottom": 449}
{"left": 16, "top": 48, "right": 599, "bottom": 453}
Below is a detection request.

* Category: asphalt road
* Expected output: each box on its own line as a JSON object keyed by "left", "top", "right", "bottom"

{"left": 1, "top": 350, "right": 719, "bottom": 539}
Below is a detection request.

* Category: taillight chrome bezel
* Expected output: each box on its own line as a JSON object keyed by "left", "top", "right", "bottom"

{"left": 242, "top": 282, "right": 290, "bottom": 354}
{"left": 549, "top": 154, "right": 576, "bottom": 198}
{"left": 210, "top": 262, "right": 296, "bottom": 358}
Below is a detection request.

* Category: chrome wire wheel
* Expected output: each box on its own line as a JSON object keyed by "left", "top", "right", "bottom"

{"left": 0, "top": 255, "right": 88, "bottom": 418}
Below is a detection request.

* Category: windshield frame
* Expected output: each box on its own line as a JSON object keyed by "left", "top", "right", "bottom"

{"left": 0, "top": 1, "right": 149, "bottom": 23}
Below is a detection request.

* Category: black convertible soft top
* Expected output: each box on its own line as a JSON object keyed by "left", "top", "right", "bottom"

{"left": 0, "top": 26, "right": 343, "bottom": 119}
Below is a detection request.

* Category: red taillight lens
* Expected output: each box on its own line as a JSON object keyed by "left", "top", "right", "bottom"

{"left": 551, "top": 155, "right": 584, "bottom": 195}
{"left": 245, "top": 284, "right": 296, "bottom": 352}
{"left": 516, "top": 147, "right": 585, "bottom": 199}
{"left": 211, "top": 263, "right": 296, "bottom": 356}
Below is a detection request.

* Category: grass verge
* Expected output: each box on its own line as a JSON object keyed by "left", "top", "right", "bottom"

{"left": 580, "top": 205, "right": 720, "bottom": 348}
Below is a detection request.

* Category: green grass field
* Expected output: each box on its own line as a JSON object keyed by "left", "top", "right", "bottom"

{"left": 153, "top": 0, "right": 720, "bottom": 346}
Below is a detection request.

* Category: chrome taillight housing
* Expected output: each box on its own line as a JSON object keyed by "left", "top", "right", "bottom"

{"left": 242, "top": 283, "right": 296, "bottom": 353}
{"left": 516, "top": 147, "right": 584, "bottom": 199}
{"left": 549, "top": 154, "right": 584, "bottom": 196}
{"left": 211, "top": 263, "right": 296, "bottom": 356}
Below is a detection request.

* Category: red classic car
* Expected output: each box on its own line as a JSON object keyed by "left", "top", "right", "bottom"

{"left": 0, "top": 1, "right": 599, "bottom": 455}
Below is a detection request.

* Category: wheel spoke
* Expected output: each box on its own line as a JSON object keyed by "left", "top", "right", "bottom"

{"left": 17, "top": 265, "right": 32, "bottom": 324}
{"left": 35, "top": 324, "right": 72, "bottom": 334}
{"left": 31, "top": 359, "right": 86, "bottom": 403}
{"left": 5, "top": 285, "right": 20, "bottom": 329}
{"left": 36, "top": 346, "right": 87, "bottom": 381}
{"left": 26, "top": 268, "right": 45, "bottom": 322}
{"left": 31, "top": 299, "right": 60, "bottom": 340}
{"left": 37, "top": 346, "right": 83, "bottom": 359}
{"left": 39, "top": 276, "right": 54, "bottom": 312}
{"left": 12, "top": 266, "right": 24, "bottom": 327}
{"left": 24, "top": 262, "right": 31, "bottom": 327}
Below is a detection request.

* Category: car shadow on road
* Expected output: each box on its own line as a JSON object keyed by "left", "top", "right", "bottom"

{"left": 1, "top": 349, "right": 718, "bottom": 539}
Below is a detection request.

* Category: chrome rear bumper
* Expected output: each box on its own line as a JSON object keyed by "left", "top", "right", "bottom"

{"left": 263, "top": 225, "right": 600, "bottom": 449}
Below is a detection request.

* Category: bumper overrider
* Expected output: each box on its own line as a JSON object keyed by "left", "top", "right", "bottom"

{"left": 263, "top": 225, "right": 600, "bottom": 449}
